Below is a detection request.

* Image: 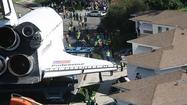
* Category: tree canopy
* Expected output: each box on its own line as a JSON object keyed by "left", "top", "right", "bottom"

{"left": 101, "top": 0, "right": 148, "bottom": 51}
{"left": 101, "top": 0, "right": 186, "bottom": 51}
{"left": 144, "top": 0, "right": 184, "bottom": 10}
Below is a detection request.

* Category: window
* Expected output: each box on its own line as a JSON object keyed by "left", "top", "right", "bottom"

{"left": 141, "top": 23, "right": 153, "bottom": 34}
{"left": 158, "top": 26, "right": 162, "bottom": 33}
{"left": 143, "top": 30, "right": 153, "bottom": 34}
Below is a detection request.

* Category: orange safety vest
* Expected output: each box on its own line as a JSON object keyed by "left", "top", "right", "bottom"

{"left": 10, "top": 97, "right": 32, "bottom": 105}
{"left": 10, "top": 95, "right": 42, "bottom": 105}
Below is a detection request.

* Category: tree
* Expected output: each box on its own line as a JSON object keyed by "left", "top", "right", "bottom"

{"left": 144, "top": 0, "right": 184, "bottom": 10}
{"left": 101, "top": 0, "right": 148, "bottom": 51}
{"left": 101, "top": 0, "right": 185, "bottom": 52}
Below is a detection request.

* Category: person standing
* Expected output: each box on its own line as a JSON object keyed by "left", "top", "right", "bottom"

{"left": 106, "top": 50, "right": 113, "bottom": 76}
{"left": 76, "top": 13, "right": 79, "bottom": 21}
{"left": 120, "top": 62, "right": 124, "bottom": 71}
{"left": 135, "top": 73, "right": 142, "bottom": 80}
{"left": 84, "top": 15, "right": 87, "bottom": 23}
{"left": 106, "top": 50, "right": 111, "bottom": 61}
{"left": 99, "top": 72, "right": 103, "bottom": 83}
{"left": 73, "top": 11, "right": 75, "bottom": 20}
{"left": 76, "top": 30, "right": 81, "bottom": 40}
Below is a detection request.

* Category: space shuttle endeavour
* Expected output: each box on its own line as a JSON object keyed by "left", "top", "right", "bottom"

{"left": 0, "top": 0, "right": 117, "bottom": 84}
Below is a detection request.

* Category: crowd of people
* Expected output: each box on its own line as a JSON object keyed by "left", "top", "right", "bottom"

{"left": 58, "top": 1, "right": 114, "bottom": 105}
{"left": 41, "top": 0, "right": 109, "bottom": 13}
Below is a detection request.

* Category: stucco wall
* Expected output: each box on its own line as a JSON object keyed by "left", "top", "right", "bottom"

{"left": 127, "top": 64, "right": 183, "bottom": 80}
{"left": 132, "top": 44, "right": 153, "bottom": 54}
{"left": 127, "top": 64, "right": 156, "bottom": 80}
{"left": 137, "top": 21, "right": 175, "bottom": 35}
{"left": 127, "top": 64, "right": 137, "bottom": 80}
{"left": 153, "top": 24, "right": 175, "bottom": 34}
{"left": 139, "top": 21, "right": 153, "bottom": 35}
{"left": 116, "top": 100, "right": 134, "bottom": 105}
{"left": 157, "top": 66, "right": 182, "bottom": 74}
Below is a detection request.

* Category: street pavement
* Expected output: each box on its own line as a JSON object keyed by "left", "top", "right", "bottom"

{"left": 63, "top": 15, "right": 101, "bottom": 32}
{"left": 62, "top": 10, "right": 125, "bottom": 105}
{"left": 70, "top": 67, "right": 127, "bottom": 105}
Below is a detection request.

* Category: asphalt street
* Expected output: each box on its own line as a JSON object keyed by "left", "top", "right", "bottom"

{"left": 63, "top": 11, "right": 101, "bottom": 32}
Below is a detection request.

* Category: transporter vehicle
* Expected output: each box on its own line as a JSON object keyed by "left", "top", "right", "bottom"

{"left": 0, "top": 0, "right": 117, "bottom": 103}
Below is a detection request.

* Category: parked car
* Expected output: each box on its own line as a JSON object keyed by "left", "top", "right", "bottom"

{"left": 87, "top": 10, "right": 107, "bottom": 17}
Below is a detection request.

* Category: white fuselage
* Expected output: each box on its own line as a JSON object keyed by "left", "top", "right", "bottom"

{"left": 18, "top": 7, "right": 65, "bottom": 72}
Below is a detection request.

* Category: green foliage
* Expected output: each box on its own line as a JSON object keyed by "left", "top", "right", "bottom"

{"left": 77, "top": 84, "right": 99, "bottom": 102}
{"left": 74, "top": 1, "right": 83, "bottom": 10}
{"left": 180, "top": 7, "right": 187, "bottom": 11}
{"left": 144, "top": 0, "right": 184, "bottom": 10}
{"left": 13, "top": 0, "right": 22, "bottom": 2}
{"left": 101, "top": 0, "right": 147, "bottom": 51}
{"left": 34, "top": 0, "right": 47, "bottom": 3}
{"left": 101, "top": 0, "right": 185, "bottom": 51}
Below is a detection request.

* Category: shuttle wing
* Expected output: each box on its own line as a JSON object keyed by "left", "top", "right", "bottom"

{"left": 43, "top": 51, "right": 117, "bottom": 78}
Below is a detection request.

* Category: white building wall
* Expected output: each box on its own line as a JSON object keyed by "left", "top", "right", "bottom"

{"left": 137, "top": 21, "right": 176, "bottom": 35}
{"left": 127, "top": 64, "right": 183, "bottom": 80}
{"left": 133, "top": 45, "right": 152, "bottom": 54}
{"left": 132, "top": 43, "right": 138, "bottom": 54}
{"left": 153, "top": 24, "right": 175, "bottom": 34}
{"left": 139, "top": 21, "right": 153, "bottom": 35}
{"left": 157, "top": 66, "right": 182, "bottom": 75}
{"left": 115, "top": 100, "right": 134, "bottom": 105}
{"left": 132, "top": 43, "right": 160, "bottom": 54}
{"left": 131, "top": 21, "right": 176, "bottom": 54}
{"left": 127, "top": 64, "right": 137, "bottom": 80}
{"left": 127, "top": 64, "right": 156, "bottom": 80}
{"left": 136, "top": 67, "right": 156, "bottom": 78}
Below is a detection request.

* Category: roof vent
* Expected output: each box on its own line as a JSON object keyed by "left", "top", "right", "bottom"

{"left": 174, "top": 81, "right": 179, "bottom": 86}
{"left": 181, "top": 33, "right": 185, "bottom": 35}
{"left": 151, "top": 49, "right": 156, "bottom": 52}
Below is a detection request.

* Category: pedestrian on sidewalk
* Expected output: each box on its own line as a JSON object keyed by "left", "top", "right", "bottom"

{"left": 73, "top": 11, "right": 75, "bottom": 20}
{"left": 99, "top": 72, "right": 103, "bottom": 83}
{"left": 76, "top": 13, "right": 79, "bottom": 21}
{"left": 80, "top": 14, "right": 83, "bottom": 22}
{"left": 106, "top": 50, "right": 113, "bottom": 76}
{"left": 120, "top": 62, "right": 124, "bottom": 71}
{"left": 76, "top": 30, "right": 81, "bottom": 40}
{"left": 106, "top": 50, "right": 111, "bottom": 61}
{"left": 72, "top": 26, "right": 75, "bottom": 32}
{"left": 84, "top": 15, "right": 87, "bottom": 23}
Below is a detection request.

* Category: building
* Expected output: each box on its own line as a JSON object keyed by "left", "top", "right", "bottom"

{"left": 130, "top": 10, "right": 187, "bottom": 54}
{"left": 131, "top": 10, "right": 187, "bottom": 36}
{"left": 124, "top": 10, "right": 187, "bottom": 80}
{"left": 127, "top": 28, "right": 187, "bottom": 80}
{"left": 127, "top": 30, "right": 175, "bottom": 54}
{"left": 110, "top": 71, "right": 187, "bottom": 105}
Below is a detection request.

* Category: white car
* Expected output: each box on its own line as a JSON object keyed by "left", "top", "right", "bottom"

{"left": 87, "top": 10, "right": 107, "bottom": 17}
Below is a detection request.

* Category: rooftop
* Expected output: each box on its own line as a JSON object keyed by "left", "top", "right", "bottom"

{"left": 110, "top": 71, "right": 187, "bottom": 105}
{"left": 127, "top": 29, "right": 175, "bottom": 48}
{"left": 131, "top": 10, "right": 187, "bottom": 28}
{"left": 127, "top": 28, "right": 187, "bottom": 70}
